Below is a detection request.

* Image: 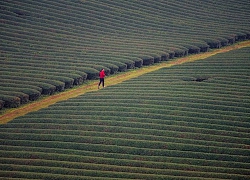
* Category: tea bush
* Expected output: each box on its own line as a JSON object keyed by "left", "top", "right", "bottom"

{"left": 1, "top": 0, "right": 250, "bottom": 109}
{"left": 1, "top": 0, "right": 250, "bottom": 179}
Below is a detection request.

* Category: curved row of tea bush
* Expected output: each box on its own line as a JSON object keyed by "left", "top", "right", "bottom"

{"left": 0, "top": 47, "right": 249, "bottom": 179}
{"left": 1, "top": 0, "right": 250, "bottom": 109}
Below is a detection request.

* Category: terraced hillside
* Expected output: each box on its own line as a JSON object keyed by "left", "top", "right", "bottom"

{"left": 1, "top": 0, "right": 250, "bottom": 109}
{"left": 0, "top": 47, "right": 249, "bottom": 179}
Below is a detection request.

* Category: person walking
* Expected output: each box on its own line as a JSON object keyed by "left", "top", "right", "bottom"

{"left": 98, "top": 69, "right": 106, "bottom": 89}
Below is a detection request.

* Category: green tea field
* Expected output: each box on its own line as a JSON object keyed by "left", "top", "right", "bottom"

{"left": 1, "top": 0, "right": 250, "bottom": 110}
{"left": 0, "top": 47, "right": 249, "bottom": 179}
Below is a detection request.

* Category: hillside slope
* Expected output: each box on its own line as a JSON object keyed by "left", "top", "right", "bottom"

{"left": 0, "top": 47, "right": 249, "bottom": 179}
{"left": 0, "top": 0, "right": 250, "bottom": 110}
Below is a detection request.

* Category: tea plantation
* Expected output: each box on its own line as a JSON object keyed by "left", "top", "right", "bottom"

{"left": 1, "top": 0, "right": 250, "bottom": 109}
{"left": 0, "top": 47, "right": 249, "bottom": 179}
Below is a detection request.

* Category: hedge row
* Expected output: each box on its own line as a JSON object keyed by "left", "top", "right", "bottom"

{"left": 0, "top": 157, "right": 249, "bottom": 179}
{"left": 39, "top": 102, "right": 249, "bottom": 126}
{"left": 1, "top": 140, "right": 249, "bottom": 170}
{"left": 1, "top": 126, "right": 247, "bottom": 149}
{"left": 1, "top": 0, "right": 250, "bottom": 110}
{"left": 1, "top": 131, "right": 249, "bottom": 158}
{"left": 1, "top": 143, "right": 249, "bottom": 170}
{"left": 1, "top": 1, "right": 250, "bottom": 179}
{"left": 2, "top": 47, "right": 249, "bottom": 179}
{"left": 1, "top": 151, "right": 248, "bottom": 174}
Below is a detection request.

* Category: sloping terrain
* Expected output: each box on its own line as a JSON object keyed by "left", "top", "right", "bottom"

{"left": 1, "top": 0, "right": 250, "bottom": 109}
{"left": 1, "top": 41, "right": 249, "bottom": 123}
{"left": 0, "top": 47, "right": 249, "bottom": 179}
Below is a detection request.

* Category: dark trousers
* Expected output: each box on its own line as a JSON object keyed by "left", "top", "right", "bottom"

{"left": 98, "top": 78, "right": 104, "bottom": 87}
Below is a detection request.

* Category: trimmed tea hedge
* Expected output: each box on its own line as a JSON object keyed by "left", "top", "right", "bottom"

{"left": 0, "top": 0, "right": 250, "bottom": 110}
{"left": 0, "top": 100, "right": 5, "bottom": 110}
{"left": 0, "top": 47, "right": 249, "bottom": 179}
{"left": 0, "top": 95, "right": 20, "bottom": 108}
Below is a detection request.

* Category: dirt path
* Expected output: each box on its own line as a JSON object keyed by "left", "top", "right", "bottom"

{"left": 1, "top": 41, "right": 250, "bottom": 124}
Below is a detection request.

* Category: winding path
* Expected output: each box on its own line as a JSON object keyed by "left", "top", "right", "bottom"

{"left": 1, "top": 41, "right": 250, "bottom": 124}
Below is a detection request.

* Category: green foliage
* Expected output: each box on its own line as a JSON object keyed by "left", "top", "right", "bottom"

{"left": 1, "top": 47, "right": 250, "bottom": 179}
{"left": 0, "top": 87, "right": 41, "bottom": 101}
{"left": 0, "top": 90, "right": 29, "bottom": 104}
{"left": 142, "top": 56, "right": 154, "bottom": 66}
{"left": 1, "top": 0, "right": 250, "bottom": 179}
{"left": 0, "top": 94, "right": 20, "bottom": 108}
{"left": 1, "top": 0, "right": 250, "bottom": 111}
{"left": 0, "top": 100, "right": 4, "bottom": 110}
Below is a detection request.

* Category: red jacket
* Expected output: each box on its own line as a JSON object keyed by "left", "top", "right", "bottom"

{"left": 99, "top": 70, "right": 106, "bottom": 78}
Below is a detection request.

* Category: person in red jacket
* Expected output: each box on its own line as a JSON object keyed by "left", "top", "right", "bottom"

{"left": 98, "top": 69, "right": 106, "bottom": 89}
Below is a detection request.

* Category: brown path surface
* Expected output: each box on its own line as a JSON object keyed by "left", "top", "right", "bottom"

{"left": 1, "top": 41, "right": 250, "bottom": 124}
